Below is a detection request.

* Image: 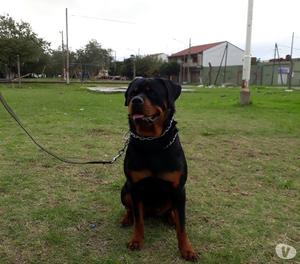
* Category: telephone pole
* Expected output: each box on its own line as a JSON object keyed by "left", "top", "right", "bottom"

{"left": 271, "top": 43, "right": 277, "bottom": 86}
{"left": 59, "top": 31, "right": 66, "bottom": 80}
{"left": 240, "top": 0, "right": 254, "bottom": 105}
{"left": 187, "top": 38, "right": 191, "bottom": 83}
{"left": 223, "top": 42, "right": 229, "bottom": 84}
{"left": 65, "top": 8, "right": 70, "bottom": 84}
{"left": 288, "top": 32, "right": 294, "bottom": 89}
{"left": 17, "top": 54, "right": 21, "bottom": 88}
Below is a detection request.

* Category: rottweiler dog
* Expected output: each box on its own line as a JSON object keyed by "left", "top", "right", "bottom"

{"left": 121, "top": 77, "right": 197, "bottom": 261}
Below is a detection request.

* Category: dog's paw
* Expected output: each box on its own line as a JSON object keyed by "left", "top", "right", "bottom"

{"left": 127, "top": 238, "right": 143, "bottom": 250}
{"left": 178, "top": 234, "right": 198, "bottom": 262}
{"left": 180, "top": 246, "right": 198, "bottom": 262}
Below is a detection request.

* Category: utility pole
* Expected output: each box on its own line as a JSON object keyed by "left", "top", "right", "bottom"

{"left": 288, "top": 32, "right": 294, "bottom": 89}
{"left": 17, "top": 54, "right": 21, "bottom": 88}
{"left": 130, "top": 55, "right": 136, "bottom": 79}
{"left": 223, "top": 42, "right": 229, "bottom": 84}
{"left": 214, "top": 44, "right": 227, "bottom": 85}
{"left": 133, "top": 56, "right": 136, "bottom": 79}
{"left": 60, "top": 31, "right": 66, "bottom": 80}
{"left": 240, "top": 0, "right": 254, "bottom": 105}
{"left": 208, "top": 62, "right": 212, "bottom": 85}
{"left": 114, "top": 51, "right": 117, "bottom": 74}
{"left": 172, "top": 38, "right": 187, "bottom": 84}
{"left": 65, "top": 8, "right": 70, "bottom": 84}
{"left": 271, "top": 43, "right": 277, "bottom": 86}
{"left": 179, "top": 62, "right": 183, "bottom": 84}
{"left": 187, "top": 38, "right": 191, "bottom": 83}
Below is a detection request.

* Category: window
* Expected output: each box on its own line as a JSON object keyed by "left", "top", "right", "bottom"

{"left": 192, "top": 54, "right": 198, "bottom": 63}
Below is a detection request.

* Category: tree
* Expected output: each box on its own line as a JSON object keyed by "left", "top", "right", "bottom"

{"left": 135, "top": 56, "right": 163, "bottom": 77}
{"left": 121, "top": 57, "right": 135, "bottom": 79}
{"left": 109, "top": 60, "right": 123, "bottom": 76}
{"left": 22, "top": 52, "right": 50, "bottom": 76}
{"left": 43, "top": 47, "right": 65, "bottom": 78}
{"left": 159, "top": 62, "right": 180, "bottom": 79}
{"left": 0, "top": 14, "right": 50, "bottom": 79}
{"left": 121, "top": 55, "right": 165, "bottom": 79}
{"left": 74, "top": 39, "right": 113, "bottom": 77}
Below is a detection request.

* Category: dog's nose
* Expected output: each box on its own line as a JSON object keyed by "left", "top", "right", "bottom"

{"left": 131, "top": 95, "right": 144, "bottom": 105}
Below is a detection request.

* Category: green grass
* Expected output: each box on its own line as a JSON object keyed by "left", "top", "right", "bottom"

{"left": 0, "top": 83, "right": 299, "bottom": 264}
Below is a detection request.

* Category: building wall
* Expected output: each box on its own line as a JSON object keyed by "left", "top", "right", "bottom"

{"left": 157, "top": 53, "right": 168, "bottom": 62}
{"left": 257, "top": 60, "right": 300, "bottom": 86}
{"left": 203, "top": 42, "right": 244, "bottom": 67}
{"left": 149, "top": 53, "right": 168, "bottom": 62}
{"left": 198, "top": 59, "right": 300, "bottom": 86}
{"left": 200, "top": 65, "right": 242, "bottom": 85}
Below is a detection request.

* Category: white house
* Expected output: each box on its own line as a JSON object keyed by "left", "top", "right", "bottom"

{"left": 148, "top": 53, "right": 169, "bottom": 62}
{"left": 169, "top": 41, "right": 244, "bottom": 83}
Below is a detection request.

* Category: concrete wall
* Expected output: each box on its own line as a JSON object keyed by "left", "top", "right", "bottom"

{"left": 200, "top": 65, "right": 242, "bottom": 85}
{"left": 257, "top": 61, "right": 300, "bottom": 86}
{"left": 198, "top": 59, "right": 300, "bottom": 86}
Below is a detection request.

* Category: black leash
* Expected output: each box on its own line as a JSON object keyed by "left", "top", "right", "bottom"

{"left": 0, "top": 92, "right": 128, "bottom": 165}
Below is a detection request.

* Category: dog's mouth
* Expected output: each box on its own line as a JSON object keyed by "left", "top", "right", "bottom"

{"left": 130, "top": 112, "right": 161, "bottom": 124}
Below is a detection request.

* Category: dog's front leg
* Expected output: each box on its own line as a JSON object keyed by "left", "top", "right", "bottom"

{"left": 173, "top": 189, "right": 197, "bottom": 261}
{"left": 127, "top": 189, "right": 144, "bottom": 250}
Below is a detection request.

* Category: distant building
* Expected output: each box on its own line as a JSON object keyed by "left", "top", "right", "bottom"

{"left": 148, "top": 53, "right": 168, "bottom": 62}
{"left": 169, "top": 41, "right": 244, "bottom": 83}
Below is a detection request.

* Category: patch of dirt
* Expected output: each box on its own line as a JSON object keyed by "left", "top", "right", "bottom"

{"left": 86, "top": 128, "right": 111, "bottom": 136}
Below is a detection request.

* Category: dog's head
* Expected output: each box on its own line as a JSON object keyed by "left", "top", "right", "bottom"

{"left": 125, "top": 77, "right": 181, "bottom": 137}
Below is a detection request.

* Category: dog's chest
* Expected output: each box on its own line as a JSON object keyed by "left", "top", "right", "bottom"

{"left": 134, "top": 177, "right": 174, "bottom": 207}
{"left": 128, "top": 169, "right": 181, "bottom": 189}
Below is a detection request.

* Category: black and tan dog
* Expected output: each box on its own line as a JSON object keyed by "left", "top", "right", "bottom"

{"left": 121, "top": 77, "right": 197, "bottom": 261}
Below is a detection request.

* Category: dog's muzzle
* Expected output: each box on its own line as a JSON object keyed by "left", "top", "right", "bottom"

{"left": 131, "top": 95, "right": 144, "bottom": 114}
{"left": 131, "top": 95, "right": 144, "bottom": 105}
{"left": 129, "top": 95, "right": 160, "bottom": 125}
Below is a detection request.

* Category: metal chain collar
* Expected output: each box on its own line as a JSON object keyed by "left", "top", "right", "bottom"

{"left": 129, "top": 119, "right": 174, "bottom": 141}
{"left": 162, "top": 132, "right": 178, "bottom": 150}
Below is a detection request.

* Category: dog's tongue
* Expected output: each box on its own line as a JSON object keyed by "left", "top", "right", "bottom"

{"left": 132, "top": 114, "right": 145, "bottom": 120}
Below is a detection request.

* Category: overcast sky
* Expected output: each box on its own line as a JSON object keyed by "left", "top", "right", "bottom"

{"left": 2, "top": 0, "right": 300, "bottom": 60}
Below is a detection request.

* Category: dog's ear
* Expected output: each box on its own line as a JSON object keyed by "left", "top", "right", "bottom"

{"left": 124, "top": 79, "right": 136, "bottom": 106}
{"left": 124, "top": 83, "right": 131, "bottom": 106}
{"left": 159, "top": 79, "right": 182, "bottom": 106}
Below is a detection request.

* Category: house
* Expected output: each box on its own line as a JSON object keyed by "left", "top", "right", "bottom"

{"left": 168, "top": 41, "right": 244, "bottom": 83}
{"left": 148, "top": 53, "right": 169, "bottom": 62}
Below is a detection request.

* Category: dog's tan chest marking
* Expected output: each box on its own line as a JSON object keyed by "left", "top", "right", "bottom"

{"left": 159, "top": 171, "right": 181, "bottom": 188}
{"left": 128, "top": 170, "right": 152, "bottom": 183}
{"left": 128, "top": 170, "right": 181, "bottom": 188}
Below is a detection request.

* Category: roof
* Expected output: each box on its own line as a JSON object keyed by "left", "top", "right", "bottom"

{"left": 169, "top": 41, "right": 225, "bottom": 57}
{"left": 149, "top": 53, "right": 167, "bottom": 56}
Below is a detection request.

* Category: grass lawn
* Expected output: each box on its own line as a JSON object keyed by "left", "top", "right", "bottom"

{"left": 0, "top": 83, "right": 299, "bottom": 264}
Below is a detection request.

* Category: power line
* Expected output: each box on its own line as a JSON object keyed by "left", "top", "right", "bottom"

{"left": 66, "top": 8, "right": 70, "bottom": 84}
{"left": 277, "top": 44, "right": 300, "bottom": 51}
{"left": 71, "top": 14, "right": 135, "bottom": 25}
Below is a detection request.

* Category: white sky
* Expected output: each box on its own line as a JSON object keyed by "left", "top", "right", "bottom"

{"left": 2, "top": 0, "right": 300, "bottom": 61}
